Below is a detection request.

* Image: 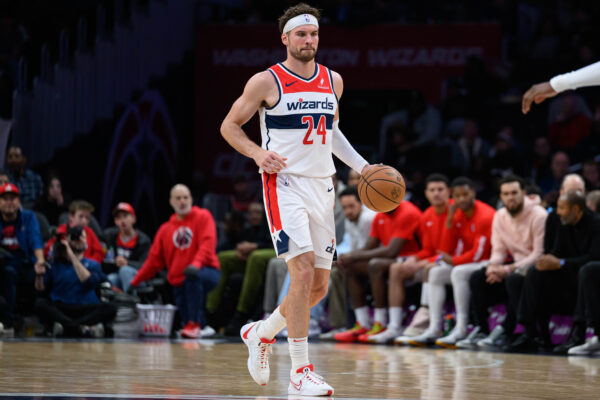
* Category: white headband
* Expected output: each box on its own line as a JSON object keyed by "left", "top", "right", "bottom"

{"left": 283, "top": 14, "right": 319, "bottom": 34}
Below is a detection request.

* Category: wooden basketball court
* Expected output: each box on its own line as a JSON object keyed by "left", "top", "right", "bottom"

{"left": 1, "top": 339, "right": 599, "bottom": 399}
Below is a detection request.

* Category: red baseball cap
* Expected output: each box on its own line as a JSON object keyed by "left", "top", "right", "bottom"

{"left": 0, "top": 183, "right": 19, "bottom": 196}
{"left": 112, "top": 202, "right": 136, "bottom": 217}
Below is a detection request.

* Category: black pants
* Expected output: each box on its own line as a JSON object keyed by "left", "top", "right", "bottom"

{"left": 470, "top": 268, "right": 524, "bottom": 335}
{"left": 575, "top": 261, "right": 600, "bottom": 334}
{"left": 518, "top": 267, "right": 577, "bottom": 341}
{"left": 35, "top": 298, "right": 117, "bottom": 336}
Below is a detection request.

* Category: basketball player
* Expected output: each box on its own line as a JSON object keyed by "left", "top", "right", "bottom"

{"left": 522, "top": 60, "right": 600, "bottom": 114}
{"left": 220, "top": 4, "right": 373, "bottom": 396}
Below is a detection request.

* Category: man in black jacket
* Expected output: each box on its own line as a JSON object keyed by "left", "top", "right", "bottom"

{"left": 206, "top": 201, "right": 274, "bottom": 334}
{"left": 103, "top": 203, "right": 151, "bottom": 293}
{"left": 509, "top": 190, "right": 600, "bottom": 352}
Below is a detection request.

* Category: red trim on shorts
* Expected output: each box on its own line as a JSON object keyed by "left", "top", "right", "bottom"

{"left": 263, "top": 172, "right": 282, "bottom": 233}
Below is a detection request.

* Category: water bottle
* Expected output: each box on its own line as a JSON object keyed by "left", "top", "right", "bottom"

{"left": 105, "top": 247, "right": 115, "bottom": 263}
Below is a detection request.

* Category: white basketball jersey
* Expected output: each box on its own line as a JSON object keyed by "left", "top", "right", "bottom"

{"left": 259, "top": 63, "right": 338, "bottom": 178}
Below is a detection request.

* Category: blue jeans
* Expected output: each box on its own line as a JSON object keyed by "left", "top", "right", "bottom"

{"left": 172, "top": 266, "right": 220, "bottom": 327}
{"left": 108, "top": 265, "right": 140, "bottom": 293}
{"left": 0, "top": 257, "right": 35, "bottom": 323}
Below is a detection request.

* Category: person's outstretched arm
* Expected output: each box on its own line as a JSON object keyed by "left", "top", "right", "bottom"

{"left": 522, "top": 61, "right": 600, "bottom": 114}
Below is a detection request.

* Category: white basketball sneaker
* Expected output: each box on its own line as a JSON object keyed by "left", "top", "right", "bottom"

{"left": 288, "top": 364, "right": 334, "bottom": 396}
{"left": 240, "top": 321, "right": 275, "bottom": 386}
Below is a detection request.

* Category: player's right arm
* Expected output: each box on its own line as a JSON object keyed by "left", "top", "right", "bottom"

{"left": 522, "top": 60, "right": 600, "bottom": 114}
{"left": 220, "top": 72, "right": 287, "bottom": 174}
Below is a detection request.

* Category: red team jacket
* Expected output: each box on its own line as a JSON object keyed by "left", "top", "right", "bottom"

{"left": 369, "top": 201, "right": 422, "bottom": 256}
{"left": 131, "top": 206, "right": 220, "bottom": 287}
{"left": 414, "top": 205, "right": 449, "bottom": 261}
{"left": 440, "top": 200, "right": 495, "bottom": 265}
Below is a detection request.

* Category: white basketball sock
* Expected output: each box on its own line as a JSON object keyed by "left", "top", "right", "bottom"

{"left": 355, "top": 306, "right": 370, "bottom": 328}
{"left": 257, "top": 307, "right": 286, "bottom": 340}
{"left": 374, "top": 308, "right": 388, "bottom": 326}
{"left": 420, "top": 282, "right": 429, "bottom": 306}
{"left": 288, "top": 337, "right": 309, "bottom": 371}
{"left": 429, "top": 282, "right": 445, "bottom": 333}
{"left": 388, "top": 307, "right": 403, "bottom": 330}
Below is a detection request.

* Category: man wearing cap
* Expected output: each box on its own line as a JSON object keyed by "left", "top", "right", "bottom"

{"left": 0, "top": 183, "right": 46, "bottom": 328}
{"left": 103, "top": 202, "right": 151, "bottom": 294}
{"left": 4, "top": 146, "right": 43, "bottom": 207}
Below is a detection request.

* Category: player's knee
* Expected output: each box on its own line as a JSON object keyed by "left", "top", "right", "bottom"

{"left": 311, "top": 282, "right": 328, "bottom": 303}
{"left": 389, "top": 262, "right": 405, "bottom": 280}
{"left": 292, "top": 262, "right": 315, "bottom": 289}
{"left": 367, "top": 258, "right": 385, "bottom": 276}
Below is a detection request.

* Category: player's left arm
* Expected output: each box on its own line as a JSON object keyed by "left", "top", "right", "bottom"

{"left": 330, "top": 70, "right": 373, "bottom": 176}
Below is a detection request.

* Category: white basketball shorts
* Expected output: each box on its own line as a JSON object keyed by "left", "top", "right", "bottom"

{"left": 261, "top": 172, "right": 336, "bottom": 269}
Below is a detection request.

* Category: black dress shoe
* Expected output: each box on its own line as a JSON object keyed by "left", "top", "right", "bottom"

{"left": 536, "top": 337, "right": 554, "bottom": 353}
{"left": 553, "top": 335, "right": 585, "bottom": 354}
{"left": 503, "top": 334, "right": 538, "bottom": 353}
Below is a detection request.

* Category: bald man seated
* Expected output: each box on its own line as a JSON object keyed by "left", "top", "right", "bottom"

{"left": 130, "top": 184, "right": 221, "bottom": 338}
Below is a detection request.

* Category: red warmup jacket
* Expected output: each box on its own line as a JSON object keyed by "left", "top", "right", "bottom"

{"left": 44, "top": 225, "right": 105, "bottom": 263}
{"left": 414, "top": 205, "right": 449, "bottom": 261}
{"left": 440, "top": 200, "right": 495, "bottom": 266}
{"left": 131, "top": 206, "right": 219, "bottom": 287}
{"left": 369, "top": 201, "right": 422, "bottom": 256}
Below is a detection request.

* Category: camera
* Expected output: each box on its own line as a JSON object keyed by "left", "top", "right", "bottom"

{"left": 52, "top": 225, "right": 84, "bottom": 262}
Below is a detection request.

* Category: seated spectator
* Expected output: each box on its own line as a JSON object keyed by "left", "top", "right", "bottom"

{"left": 509, "top": 190, "right": 600, "bottom": 352}
{"left": 587, "top": 190, "right": 600, "bottom": 213}
{"left": 217, "top": 209, "right": 246, "bottom": 252}
{"left": 34, "top": 226, "right": 116, "bottom": 337}
{"left": 524, "top": 184, "right": 545, "bottom": 208}
{"left": 321, "top": 187, "right": 376, "bottom": 338}
{"left": 543, "top": 174, "right": 586, "bottom": 258}
{"left": 487, "top": 126, "right": 524, "bottom": 178}
{"left": 45, "top": 200, "right": 105, "bottom": 263}
{"left": 206, "top": 201, "right": 274, "bottom": 335}
{"left": 130, "top": 184, "right": 220, "bottom": 339}
{"left": 0, "top": 170, "right": 9, "bottom": 185}
{"left": 347, "top": 169, "right": 360, "bottom": 188}
{"left": 528, "top": 137, "right": 552, "bottom": 185}
{"left": 4, "top": 146, "right": 43, "bottom": 207}
{"left": 103, "top": 202, "right": 151, "bottom": 294}
{"left": 34, "top": 175, "right": 70, "bottom": 226}
{"left": 230, "top": 174, "right": 257, "bottom": 213}
{"left": 582, "top": 160, "right": 600, "bottom": 192}
{"left": 405, "top": 177, "right": 495, "bottom": 348}
{"left": 379, "top": 173, "right": 451, "bottom": 344}
{"left": 464, "top": 175, "right": 547, "bottom": 350}
{"left": 0, "top": 183, "right": 46, "bottom": 328}
{"left": 540, "top": 151, "right": 570, "bottom": 206}
{"left": 334, "top": 199, "right": 422, "bottom": 343}
{"left": 548, "top": 93, "right": 591, "bottom": 152}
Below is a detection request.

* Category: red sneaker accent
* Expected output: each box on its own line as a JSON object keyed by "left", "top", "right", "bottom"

{"left": 242, "top": 322, "right": 257, "bottom": 340}
{"left": 260, "top": 337, "right": 276, "bottom": 344}
{"left": 333, "top": 324, "right": 367, "bottom": 343}
{"left": 295, "top": 363, "right": 314, "bottom": 374}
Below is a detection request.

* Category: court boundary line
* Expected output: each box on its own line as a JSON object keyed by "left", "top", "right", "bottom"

{"left": 0, "top": 394, "right": 417, "bottom": 400}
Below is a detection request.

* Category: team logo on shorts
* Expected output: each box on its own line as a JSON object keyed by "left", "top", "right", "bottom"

{"left": 325, "top": 238, "right": 335, "bottom": 254}
{"left": 173, "top": 227, "right": 193, "bottom": 249}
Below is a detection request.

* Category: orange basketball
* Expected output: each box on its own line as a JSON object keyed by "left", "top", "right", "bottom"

{"left": 358, "top": 165, "right": 406, "bottom": 212}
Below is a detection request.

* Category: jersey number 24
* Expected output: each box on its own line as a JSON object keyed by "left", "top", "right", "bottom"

{"left": 302, "top": 115, "right": 327, "bottom": 145}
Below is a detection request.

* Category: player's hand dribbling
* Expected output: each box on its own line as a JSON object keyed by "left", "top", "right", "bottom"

{"left": 254, "top": 149, "right": 287, "bottom": 174}
{"left": 522, "top": 82, "right": 558, "bottom": 114}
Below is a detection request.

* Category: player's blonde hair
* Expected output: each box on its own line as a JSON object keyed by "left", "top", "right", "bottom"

{"left": 278, "top": 3, "right": 321, "bottom": 33}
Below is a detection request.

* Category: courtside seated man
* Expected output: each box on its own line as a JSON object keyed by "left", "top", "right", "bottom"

{"left": 220, "top": 3, "right": 375, "bottom": 396}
